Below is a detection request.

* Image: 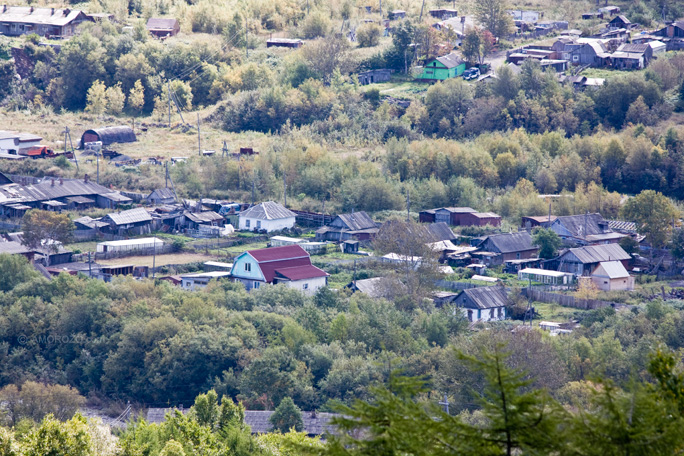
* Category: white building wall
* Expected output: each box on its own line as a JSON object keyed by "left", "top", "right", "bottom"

{"left": 285, "top": 276, "right": 328, "bottom": 295}
{"left": 239, "top": 216, "right": 296, "bottom": 232}
{"left": 0, "top": 137, "right": 42, "bottom": 152}
{"left": 460, "top": 307, "right": 506, "bottom": 322}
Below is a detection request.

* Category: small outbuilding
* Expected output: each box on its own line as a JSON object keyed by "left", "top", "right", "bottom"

{"left": 266, "top": 38, "right": 303, "bottom": 48}
{"left": 147, "top": 188, "right": 176, "bottom": 205}
{"left": 80, "top": 126, "right": 137, "bottom": 148}
{"left": 357, "top": 69, "right": 392, "bottom": 85}
{"left": 591, "top": 260, "right": 634, "bottom": 291}
{"left": 453, "top": 286, "right": 510, "bottom": 323}
{"left": 419, "top": 52, "right": 466, "bottom": 80}
{"left": 146, "top": 18, "right": 180, "bottom": 38}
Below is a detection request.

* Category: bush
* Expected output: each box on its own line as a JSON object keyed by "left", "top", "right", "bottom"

{"left": 357, "top": 23, "right": 382, "bottom": 47}
{"left": 301, "top": 11, "right": 330, "bottom": 39}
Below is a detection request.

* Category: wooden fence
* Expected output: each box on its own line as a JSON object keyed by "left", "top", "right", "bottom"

{"left": 95, "top": 244, "right": 176, "bottom": 260}
{"left": 523, "top": 287, "right": 623, "bottom": 310}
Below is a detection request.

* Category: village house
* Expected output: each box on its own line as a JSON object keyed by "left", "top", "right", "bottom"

{"left": 238, "top": 201, "right": 296, "bottom": 232}
{"left": 100, "top": 207, "right": 153, "bottom": 236}
{"left": 590, "top": 260, "right": 634, "bottom": 291}
{"left": 546, "top": 243, "right": 631, "bottom": 276}
{"left": 611, "top": 43, "right": 653, "bottom": 70}
{"left": 653, "top": 21, "right": 684, "bottom": 50}
{"left": 0, "top": 6, "right": 87, "bottom": 38}
{"left": 419, "top": 207, "right": 501, "bottom": 227}
{"left": 0, "top": 177, "right": 131, "bottom": 218}
{"left": 184, "top": 211, "right": 225, "bottom": 230}
{"left": 388, "top": 10, "right": 406, "bottom": 20}
{"left": 552, "top": 38, "right": 610, "bottom": 66}
{"left": 419, "top": 52, "right": 466, "bottom": 81}
{"left": 549, "top": 213, "right": 625, "bottom": 245}
{"left": 230, "top": 244, "right": 328, "bottom": 294}
{"left": 180, "top": 271, "right": 232, "bottom": 291}
{"left": 472, "top": 231, "right": 539, "bottom": 266}
{"left": 507, "top": 10, "right": 542, "bottom": 22}
{"left": 452, "top": 286, "right": 510, "bottom": 323}
{"left": 146, "top": 17, "right": 180, "bottom": 38}
{"left": 315, "top": 211, "right": 378, "bottom": 242}
{"left": 522, "top": 215, "right": 557, "bottom": 230}
{"left": 147, "top": 188, "right": 176, "bottom": 205}
{"left": 582, "top": 12, "right": 604, "bottom": 20}
{"left": 598, "top": 5, "right": 620, "bottom": 15}
{"left": 608, "top": 15, "right": 633, "bottom": 30}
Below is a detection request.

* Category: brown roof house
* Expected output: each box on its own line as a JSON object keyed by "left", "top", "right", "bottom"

{"left": 146, "top": 17, "right": 180, "bottom": 38}
{"left": 315, "top": 211, "right": 378, "bottom": 242}
{"left": 472, "top": 231, "right": 539, "bottom": 266}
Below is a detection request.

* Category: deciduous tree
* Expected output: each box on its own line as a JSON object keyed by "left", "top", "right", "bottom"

{"left": 621, "top": 190, "right": 678, "bottom": 248}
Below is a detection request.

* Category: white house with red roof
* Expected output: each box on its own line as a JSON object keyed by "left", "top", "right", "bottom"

{"left": 230, "top": 245, "right": 328, "bottom": 294}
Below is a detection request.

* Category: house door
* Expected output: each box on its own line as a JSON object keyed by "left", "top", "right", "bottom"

{"left": 467, "top": 310, "right": 473, "bottom": 322}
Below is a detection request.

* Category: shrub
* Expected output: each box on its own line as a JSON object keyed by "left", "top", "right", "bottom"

{"left": 357, "top": 23, "right": 382, "bottom": 47}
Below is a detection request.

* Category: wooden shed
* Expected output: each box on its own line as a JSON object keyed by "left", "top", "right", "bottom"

{"left": 146, "top": 17, "right": 180, "bottom": 37}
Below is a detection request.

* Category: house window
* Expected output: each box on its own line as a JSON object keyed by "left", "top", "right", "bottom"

{"left": 256, "top": 220, "right": 261, "bottom": 229}
{"left": 498, "top": 308, "right": 503, "bottom": 319}
{"left": 245, "top": 263, "right": 251, "bottom": 272}
{"left": 303, "top": 283, "right": 309, "bottom": 290}
{"left": 467, "top": 310, "right": 473, "bottom": 322}
{"left": 245, "top": 219, "right": 250, "bottom": 228}
{"left": 253, "top": 281, "right": 260, "bottom": 289}
{"left": 516, "top": 253, "right": 521, "bottom": 259}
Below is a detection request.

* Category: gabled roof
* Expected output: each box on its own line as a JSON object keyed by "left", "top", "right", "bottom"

{"left": 609, "top": 15, "right": 631, "bottom": 24}
{"left": 73, "top": 216, "right": 108, "bottom": 229}
{"left": 435, "top": 52, "right": 464, "bottom": 69}
{"left": 274, "top": 264, "right": 328, "bottom": 281}
{"left": 0, "top": 179, "right": 123, "bottom": 205}
{"left": 0, "top": 241, "right": 33, "bottom": 255}
{"left": 593, "top": 260, "right": 629, "bottom": 279}
{"left": 335, "top": 211, "right": 376, "bottom": 231}
{"left": 553, "top": 213, "right": 609, "bottom": 238}
{"left": 617, "top": 43, "right": 649, "bottom": 53}
{"left": 457, "top": 286, "right": 510, "bottom": 309}
{"left": 0, "top": 7, "right": 84, "bottom": 27}
{"left": 423, "top": 222, "right": 456, "bottom": 242}
{"left": 248, "top": 245, "right": 309, "bottom": 262}
{"left": 148, "top": 188, "right": 175, "bottom": 200}
{"left": 146, "top": 17, "right": 179, "bottom": 30}
{"left": 562, "top": 244, "right": 630, "bottom": 264}
{"left": 185, "top": 211, "right": 224, "bottom": 223}
{"left": 103, "top": 207, "right": 152, "bottom": 225}
{"left": 239, "top": 201, "right": 296, "bottom": 220}
{"left": 480, "top": 231, "right": 535, "bottom": 254}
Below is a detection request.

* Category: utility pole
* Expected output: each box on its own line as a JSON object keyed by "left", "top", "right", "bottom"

{"left": 166, "top": 81, "right": 172, "bottom": 128}
{"left": 406, "top": 188, "right": 410, "bottom": 221}
{"left": 283, "top": 173, "right": 287, "bottom": 207}
{"left": 222, "top": 140, "right": 228, "bottom": 158}
{"left": 63, "top": 126, "right": 78, "bottom": 172}
{"left": 419, "top": 0, "right": 426, "bottom": 21}
{"left": 152, "top": 238, "right": 157, "bottom": 279}
{"left": 379, "top": 0, "right": 382, "bottom": 17}
{"left": 197, "top": 113, "right": 201, "bottom": 156}
{"left": 165, "top": 161, "right": 169, "bottom": 188}
{"left": 251, "top": 179, "right": 255, "bottom": 205}
{"left": 96, "top": 148, "right": 99, "bottom": 184}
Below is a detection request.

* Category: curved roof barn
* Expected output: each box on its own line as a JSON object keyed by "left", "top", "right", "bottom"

{"left": 80, "top": 126, "right": 136, "bottom": 148}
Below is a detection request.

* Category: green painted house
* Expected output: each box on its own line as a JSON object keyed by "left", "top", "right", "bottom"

{"left": 419, "top": 52, "right": 466, "bottom": 81}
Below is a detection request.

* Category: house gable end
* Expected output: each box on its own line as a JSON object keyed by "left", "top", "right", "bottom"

{"left": 230, "top": 253, "right": 265, "bottom": 281}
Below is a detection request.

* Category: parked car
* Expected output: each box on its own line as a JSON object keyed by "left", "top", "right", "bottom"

{"left": 463, "top": 68, "right": 480, "bottom": 80}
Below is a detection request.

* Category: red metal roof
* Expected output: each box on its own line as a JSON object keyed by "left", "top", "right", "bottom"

{"left": 274, "top": 265, "right": 329, "bottom": 281}
{"left": 247, "top": 245, "right": 309, "bottom": 262}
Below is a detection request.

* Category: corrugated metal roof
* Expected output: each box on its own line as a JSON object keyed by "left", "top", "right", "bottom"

{"left": 81, "top": 126, "right": 136, "bottom": 147}
{"left": 607, "top": 220, "right": 636, "bottom": 232}
{"left": 458, "top": 286, "right": 510, "bottom": 309}
{"left": 553, "top": 213, "right": 609, "bottom": 238}
{"left": 248, "top": 245, "right": 309, "bottom": 262}
{"left": 424, "top": 222, "right": 456, "bottom": 242}
{"left": 185, "top": 211, "right": 224, "bottom": 223}
{"left": 335, "top": 211, "right": 376, "bottom": 231}
{"left": 593, "top": 260, "right": 629, "bottom": 279}
{"left": 0, "top": 7, "right": 84, "bottom": 27}
{"left": 148, "top": 188, "right": 175, "bottom": 200}
{"left": 0, "top": 241, "right": 33, "bottom": 255}
{"left": 104, "top": 207, "right": 152, "bottom": 225}
{"left": 275, "top": 264, "right": 328, "bottom": 281}
{"left": 566, "top": 244, "right": 630, "bottom": 264}
{"left": 239, "top": 201, "right": 296, "bottom": 220}
{"left": 435, "top": 52, "right": 464, "bottom": 69}
{"left": 0, "top": 179, "right": 124, "bottom": 205}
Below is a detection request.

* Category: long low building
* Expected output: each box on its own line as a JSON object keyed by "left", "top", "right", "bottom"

{"left": 518, "top": 267, "right": 574, "bottom": 285}
{"left": 96, "top": 237, "right": 164, "bottom": 254}
{"left": 0, "top": 6, "right": 88, "bottom": 37}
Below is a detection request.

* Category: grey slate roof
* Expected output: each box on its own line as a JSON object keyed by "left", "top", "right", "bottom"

{"left": 148, "top": 188, "right": 175, "bottom": 200}
{"left": 335, "top": 211, "right": 376, "bottom": 231}
{"left": 564, "top": 244, "right": 630, "bottom": 264}
{"left": 239, "top": 201, "right": 296, "bottom": 220}
{"left": 423, "top": 222, "right": 456, "bottom": 242}
{"left": 0, "top": 179, "right": 118, "bottom": 205}
{"left": 0, "top": 7, "right": 84, "bottom": 27}
{"left": 0, "top": 241, "right": 33, "bottom": 255}
{"left": 480, "top": 231, "right": 535, "bottom": 253}
{"left": 104, "top": 207, "right": 152, "bottom": 225}
{"left": 458, "top": 286, "right": 510, "bottom": 309}
{"left": 185, "top": 211, "right": 224, "bottom": 223}
{"left": 146, "top": 17, "right": 179, "bottom": 30}
{"left": 553, "top": 213, "right": 609, "bottom": 237}
{"left": 435, "top": 52, "right": 464, "bottom": 69}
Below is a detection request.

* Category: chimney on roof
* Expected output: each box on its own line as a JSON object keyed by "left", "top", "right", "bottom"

{"left": 84, "top": 174, "right": 88, "bottom": 183}
{"left": 63, "top": 8, "right": 70, "bottom": 16}
{"left": 51, "top": 7, "right": 54, "bottom": 14}
{"left": 51, "top": 179, "right": 55, "bottom": 187}
{"left": 29, "top": 6, "right": 33, "bottom": 13}
{"left": 2, "top": 5, "right": 6, "bottom": 13}
{"left": 59, "top": 178, "right": 63, "bottom": 185}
